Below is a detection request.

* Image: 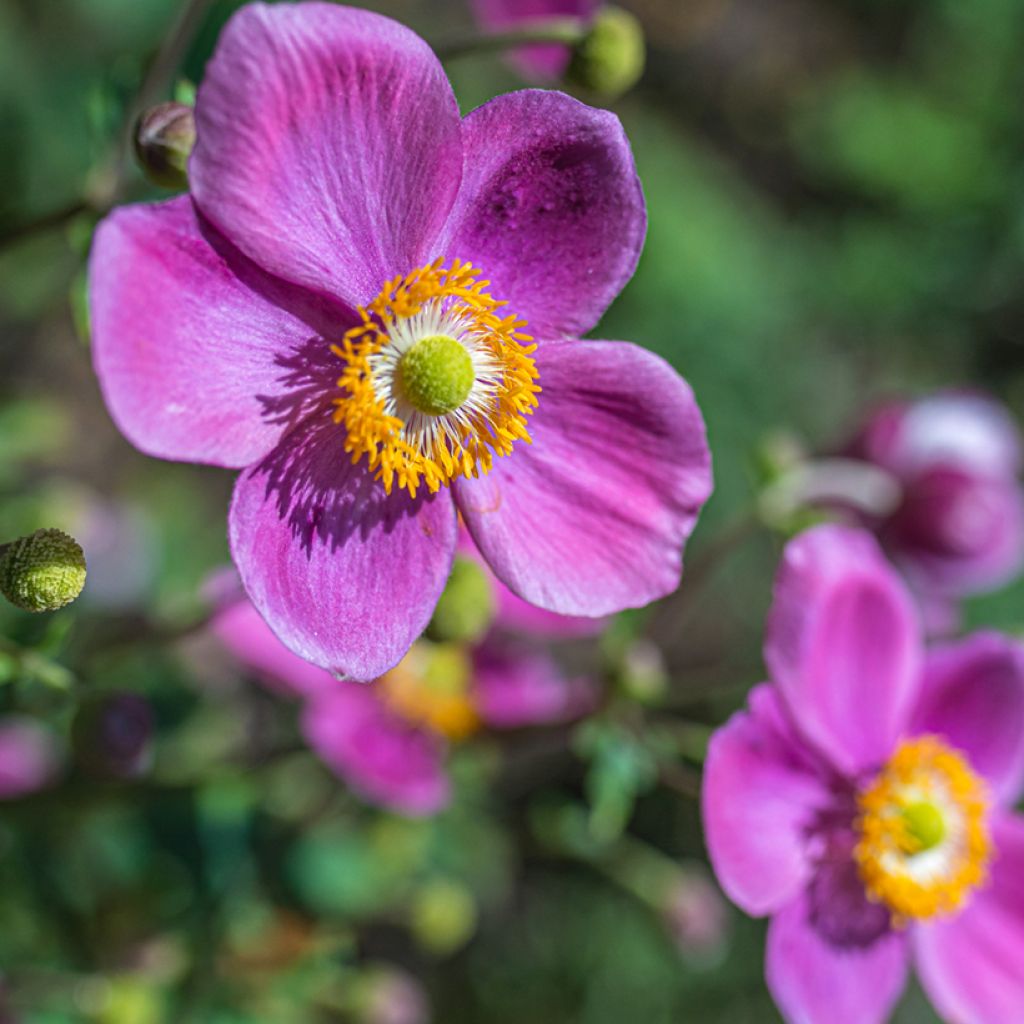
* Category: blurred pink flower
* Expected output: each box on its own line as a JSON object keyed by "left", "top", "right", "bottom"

{"left": 0, "top": 718, "right": 58, "bottom": 799}
{"left": 470, "top": 0, "right": 599, "bottom": 79}
{"left": 848, "top": 393, "right": 1024, "bottom": 629}
{"left": 212, "top": 592, "right": 595, "bottom": 816}
{"left": 703, "top": 524, "right": 1024, "bottom": 1024}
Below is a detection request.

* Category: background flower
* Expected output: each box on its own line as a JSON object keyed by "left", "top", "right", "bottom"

{"left": 704, "top": 525, "right": 1024, "bottom": 1024}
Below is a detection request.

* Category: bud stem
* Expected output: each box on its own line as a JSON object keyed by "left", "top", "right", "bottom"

{"left": 435, "top": 17, "right": 589, "bottom": 61}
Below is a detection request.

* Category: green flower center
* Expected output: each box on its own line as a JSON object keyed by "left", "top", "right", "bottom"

{"left": 398, "top": 334, "right": 474, "bottom": 416}
{"left": 902, "top": 800, "right": 947, "bottom": 853}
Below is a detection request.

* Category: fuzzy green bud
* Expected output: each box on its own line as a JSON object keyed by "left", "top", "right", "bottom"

{"left": 133, "top": 101, "right": 195, "bottom": 190}
{"left": 0, "top": 529, "right": 86, "bottom": 613}
{"left": 427, "top": 556, "right": 496, "bottom": 643}
{"left": 567, "top": 7, "right": 646, "bottom": 99}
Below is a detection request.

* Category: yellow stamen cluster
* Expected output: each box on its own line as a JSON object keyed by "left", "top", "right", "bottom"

{"left": 854, "top": 736, "right": 991, "bottom": 922}
{"left": 332, "top": 258, "right": 540, "bottom": 497}
{"left": 379, "top": 644, "right": 480, "bottom": 742}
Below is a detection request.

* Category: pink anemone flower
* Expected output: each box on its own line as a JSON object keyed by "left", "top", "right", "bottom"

{"left": 213, "top": 594, "right": 595, "bottom": 817}
{"left": 703, "top": 524, "right": 1024, "bottom": 1024}
{"left": 89, "top": 1, "right": 711, "bottom": 683}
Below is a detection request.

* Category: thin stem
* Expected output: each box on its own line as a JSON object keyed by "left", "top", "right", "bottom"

{"left": 0, "top": 200, "right": 93, "bottom": 250}
{"left": 435, "top": 17, "right": 589, "bottom": 60}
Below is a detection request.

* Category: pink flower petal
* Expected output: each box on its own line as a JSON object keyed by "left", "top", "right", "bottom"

{"left": 703, "top": 685, "right": 833, "bottom": 916}
{"left": 455, "top": 341, "right": 711, "bottom": 616}
{"left": 766, "top": 886, "right": 908, "bottom": 1024}
{"left": 911, "top": 633, "right": 1024, "bottom": 805}
{"left": 437, "top": 90, "right": 645, "bottom": 340}
{"left": 191, "top": 2, "right": 462, "bottom": 308}
{"left": 229, "top": 417, "right": 457, "bottom": 681}
{"left": 302, "top": 686, "right": 450, "bottom": 816}
{"left": 914, "top": 812, "right": 1024, "bottom": 1024}
{"left": 765, "top": 526, "right": 921, "bottom": 777}
{"left": 90, "top": 197, "right": 344, "bottom": 467}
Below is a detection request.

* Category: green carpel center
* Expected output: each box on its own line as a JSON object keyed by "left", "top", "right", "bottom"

{"left": 902, "top": 800, "right": 947, "bottom": 853}
{"left": 398, "top": 334, "right": 474, "bottom": 416}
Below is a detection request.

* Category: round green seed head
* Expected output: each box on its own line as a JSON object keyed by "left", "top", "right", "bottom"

{"left": 427, "top": 557, "right": 497, "bottom": 644}
{"left": 567, "top": 6, "right": 646, "bottom": 99}
{"left": 397, "top": 334, "right": 475, "bottom": 416}
{"left": 0, "top": 529, "right": 86, "bottom": 613}
{"left": 902, "top": 800, "right": 947, "bottom": 852}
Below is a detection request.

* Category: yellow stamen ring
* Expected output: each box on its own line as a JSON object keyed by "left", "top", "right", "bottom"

{"left": 331, "top": 258, "right": 540, "bottom": 498}
{"left": 854, "top": 735, "right": 991, "bottom": 923}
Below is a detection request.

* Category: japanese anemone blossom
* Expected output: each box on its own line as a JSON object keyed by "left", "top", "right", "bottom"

{"left": 703, "top": 524, "right": 1024, "bottom": 1024}
{"left": 470, "top": 0, "right": 599, "bottom": 79}
{"left": 89, "top": 1, "right": 711, "bottom": 682}
{"left": 847, "top": 393, "right": 1024, "bottom": 632}
{"left": 213, "top": 594, "right": 594, "bottom": 816}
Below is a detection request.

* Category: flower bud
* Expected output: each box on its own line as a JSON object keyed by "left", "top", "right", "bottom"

{"left": 133, "top": 101, "right": 195, "bottom": 190}
{"left": 567, "top": 6, "right": 645, "bottom": 99}
{"left": 0, "top": 529, "right": 86, "bottom": 613}
{"left": 72, "top": 692, "right": 154, "bottom": 780}
{"left": 426, "top": 556, "right": 496, "bottom": 644}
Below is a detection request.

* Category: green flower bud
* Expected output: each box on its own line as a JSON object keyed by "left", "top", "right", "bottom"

{"left": 567, "top": 6, "right": 646, "bottom": 99}
{"left": 427, "top": 556, "right": 496, "bottom": 644}
{"left": 0, "top": 529, "right": 86, "bottom": 613}
{"left": 133, "top": 101, "right": 195, "bottom": 190}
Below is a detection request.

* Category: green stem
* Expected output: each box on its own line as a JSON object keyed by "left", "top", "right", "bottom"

{"left": 435, "top": 17, "right": 589, "bottom": 60}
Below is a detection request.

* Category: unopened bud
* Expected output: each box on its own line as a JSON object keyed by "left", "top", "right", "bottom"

{"left": 567, "top": 6, "right": 645, "bottom": 99}
{"left": 0, "top": 529, "right": 86, "bottom": 613}
{"left": 427, "top": 556, "right": 496, "bottom": 644}
{"left": 134, "top": 101, "right": 195, "bottom": 190}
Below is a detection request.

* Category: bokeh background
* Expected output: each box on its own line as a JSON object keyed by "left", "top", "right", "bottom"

{"left": 1, "top": 0, "right": 1023, "bottom": 1020}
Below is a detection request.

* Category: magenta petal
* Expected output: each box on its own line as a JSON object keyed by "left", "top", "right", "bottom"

{"left": 301, "top": 686, "right": 450, "bottom": 816}
{"left": 90, "top": 197, "right": 343, "bottom": 468}
{"left": 911, "top": 634, "right": 1024, "bottom": 804}
{"left": 191, "top": 2, "right": 462, "bottom": 307}
{"left": 765, "top": 525, "right": 921, "bottom": 777}
{"left": 455, "top": 341, "right": 712, "bottom": 616}
{"left": 212, "top": 598, "right": 339, "bottom": 701}
{"left": 470, "top": 0, "right": 599, "bottom": 79}
{"left": 437, "top": 92, "right": 646, "bottom": 339}
{"left": 229, "top": 418, "right": 457, "bottom": 682}
{"left": 702, "top": 685, "right": 832, "bottom": 916}
{"left": 472, "top": 641, "right": 595, "bottom": 728}
{"left": 766, "top": 889, "right": 908, "bottom": 1024}
{"left": 914, "top": 812, "right": 1024, "bottom": 1024}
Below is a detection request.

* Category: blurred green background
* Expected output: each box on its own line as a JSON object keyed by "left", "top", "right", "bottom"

{"left": 1, "top": 0, "right": 1023, "bottom": 1021}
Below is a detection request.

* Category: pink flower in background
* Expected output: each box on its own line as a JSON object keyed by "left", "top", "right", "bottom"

{"left": 470, "top": 0, "right": 599, "bottom": 79}
{"left": 89, "top": 1, "right": 712, "bottom": 684}
{"left": 0, "top": 718, "right": 59, "bottom": 799}
{"left": 848, "top": 393, "right": 1024, "bottom": 629}
{"left": 703, "top": 525, "right": 1024, "bottom": 1024}
{"left": 213, "top": 594, "right": 595, "bottom": 817}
